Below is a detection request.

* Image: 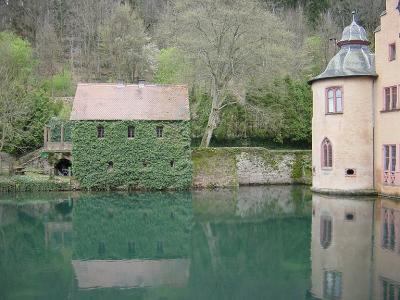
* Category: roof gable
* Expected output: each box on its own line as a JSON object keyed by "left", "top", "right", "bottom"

{"left": 70, "top": 83, "right": 190, "bottom": 121}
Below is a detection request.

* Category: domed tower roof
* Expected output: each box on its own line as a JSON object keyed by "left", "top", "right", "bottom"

{"left": 309, "top": 12, "right": 377, "bottom": 83}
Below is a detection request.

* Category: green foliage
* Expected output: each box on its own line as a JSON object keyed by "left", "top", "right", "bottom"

{"left": 42, "top": 69, "right": 74, "bottom": 97}
{"left": 247, "top": 76, "right": 312, "bottom": 144}
{"left": 72, "top": 121, "right": 192, "bottom": 190}
{"left": 154, "top": 48, "right": 187, "bottom": 84}
{"left": 0, "top": 32, "right": 62, "bottom": 154}
{"left": 14, "top": 90, "right": 62, "bottom": 153}
{"left": 0, "top": 175, "right": 70, "bottom": 193}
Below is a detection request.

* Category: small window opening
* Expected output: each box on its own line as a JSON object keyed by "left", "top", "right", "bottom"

{"left": 170, "top": 160, "right": 175, "bottom": 167}
{"left": 97, "top": 125, "right": 105, "bottom": 138}
{"left": 107, "top": 161, "right": 114, "bottom": 172}
{"left": 156, "top": 126, "right": 163, "bottom": 138}
{"left": 98, "top": 241, "right": 106, "bottom": 255}
{"left": 389, "top": 43, "right": 396, "bottom": 61}
{"left": 345, "top": 212, "right": 355, "bottom": 221}
{"left": 128, "top": 241, "right": 136, "bottom": 255}
{"left": 128, "top": 126, "right": 135, "bottom": 138}
{"left": 345, "top": 168, "right": 356, "bottom": 176}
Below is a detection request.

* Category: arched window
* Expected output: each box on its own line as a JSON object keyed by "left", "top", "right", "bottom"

{"left": 320, "top": 215, "right": 332, "bottom": 249}
{"left": 326, "top": 87, "right": 343, "bottom": 113}
{"left": 322, "top": 138, "right": 333, "bottom": 169}
{"left": 97, "top": 125, "right": 105, "bottom": 138}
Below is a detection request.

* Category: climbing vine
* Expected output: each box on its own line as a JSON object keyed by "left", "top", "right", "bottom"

{"left": 72, "top": 120, "right": 192, "bottom": 190}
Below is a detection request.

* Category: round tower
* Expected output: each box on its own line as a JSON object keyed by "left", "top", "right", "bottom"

{"left": 310, "top": 14, "right": 377, "bottom": 194}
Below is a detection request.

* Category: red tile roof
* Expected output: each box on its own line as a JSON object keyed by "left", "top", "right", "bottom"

{"left": 70, "top": 83, "right": 190, "bottom": 121}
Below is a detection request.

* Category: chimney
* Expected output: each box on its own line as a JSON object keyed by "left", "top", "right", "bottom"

{"left": 138, "top": 79, "right": 145, "bottom": 88}
{"left": 116, "top": 80, "right": 124, "bottom": 88}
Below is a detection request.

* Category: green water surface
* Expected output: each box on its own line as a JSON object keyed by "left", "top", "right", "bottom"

{"left": 0, "top": 186, "right": 396, "bottom": 300}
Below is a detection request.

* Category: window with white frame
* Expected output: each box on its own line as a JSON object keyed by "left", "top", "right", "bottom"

{"left": 326, "top": 87, "right": 343, "bottom": 114}
{"left": 384, "top": 86, "right": 398, "bottom": 111}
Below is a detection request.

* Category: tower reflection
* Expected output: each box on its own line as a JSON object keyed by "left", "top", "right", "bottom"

{"left": 311, "top": 194, "right": 400, "bottom": 300}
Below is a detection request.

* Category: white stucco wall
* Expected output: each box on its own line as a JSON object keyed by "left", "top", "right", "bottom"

{"left": 312, "top": 77, "right": 375, "bottom": 192}
{"left": 374, "top": 0, "right": 400, "bottom": 196}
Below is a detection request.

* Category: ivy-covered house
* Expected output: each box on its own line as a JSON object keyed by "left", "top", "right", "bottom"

{"left": 70, "top": 82, "right": 192, "bottom": 190}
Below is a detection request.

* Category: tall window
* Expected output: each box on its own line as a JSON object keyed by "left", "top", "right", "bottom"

{"left": 320, "top": 215, "right": 332, "bottom": 249}
{"left": 326, "top": 87, "right": 343, "bottom": 114}
{"left": 383, "top": 145, "right": 396, "bottom": 173}
{"left": 97, "top": 125, "right": 105, "bottom": 138}
{"left": 321, "top": 138, "right": 333, "bottom": 169}
{"left": 128, "top": 126, "right": 135, "bottom": 138}
{"left": 389, "top": 43, "right": 396, "bottom": 61}
{"left": 384, "top": 86, "right": 398, "bottom": 111}
{"left": 323, "top": 271, "right": 342, "bottom": 300}
{"left": 156, "top": 126, "right": 163, "bottom": 138}
{"left": 382, "top": 208, "right": 396, "bottom": 251}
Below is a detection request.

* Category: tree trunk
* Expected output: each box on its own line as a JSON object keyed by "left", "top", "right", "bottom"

{"left": 200, "top": 81, "right": 223, "bottom": 148}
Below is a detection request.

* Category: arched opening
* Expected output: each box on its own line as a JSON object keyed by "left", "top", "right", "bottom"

{"left": 321, "top": 138, "right": 333, "bottom": 169}
{"left": 55, "top": 199, "right": 74, "bottom": 215}
{"left": 55, "top": 159, "right": 72, "bottom": 176}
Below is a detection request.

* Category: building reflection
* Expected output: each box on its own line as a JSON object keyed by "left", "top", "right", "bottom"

{"left": 311, "top": 194, "right": 400, "bottom": 300}
{"left": 70, "top": 192, "right": 192, "bottom": 291}
{"left": 311, "top": 194, "right": 374, "bottom": 300}
{"left": 372, "top": 198, "right": 400, "bottom": 300}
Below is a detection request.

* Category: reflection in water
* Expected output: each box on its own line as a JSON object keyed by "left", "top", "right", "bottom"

{"left": 2, "top": 186, "right": 400, "bottom": 299}
{"left": 311, "top": 194, "right": 400, "bottom": 300}
{"left": 311, "top": 195, "right": 374, "bottom": 300}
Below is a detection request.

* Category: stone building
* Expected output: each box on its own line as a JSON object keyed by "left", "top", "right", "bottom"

{"left": 70, "top": 82, "right": 192, "bottom": 190}
{"left": 310, "top": 0, "right": 400, "bottom": 197}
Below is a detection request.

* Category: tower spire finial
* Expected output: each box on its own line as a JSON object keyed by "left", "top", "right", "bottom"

{"left": 352, "top": 10, "right": 356, "bottom": 22}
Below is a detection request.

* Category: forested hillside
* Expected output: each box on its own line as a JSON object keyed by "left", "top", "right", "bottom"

{"left": 0, "top": 0, "right": 385, "bottom": 153}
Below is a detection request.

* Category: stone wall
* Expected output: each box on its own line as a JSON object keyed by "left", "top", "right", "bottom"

{"left": 192, "top": 148, "right": 311, "bottom": 188}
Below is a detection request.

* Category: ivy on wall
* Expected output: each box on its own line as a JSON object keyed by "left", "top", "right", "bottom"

{"left": 72, "top": 120, "right": 192, "bottom": 190}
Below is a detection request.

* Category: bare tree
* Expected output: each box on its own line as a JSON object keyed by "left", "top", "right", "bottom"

{"left": 159, "top": 0, "right": 294, "bottom": 147}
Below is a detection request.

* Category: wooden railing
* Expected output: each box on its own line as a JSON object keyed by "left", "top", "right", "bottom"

{"left": 43, "top": 125, "right": 72, "bottom": 152}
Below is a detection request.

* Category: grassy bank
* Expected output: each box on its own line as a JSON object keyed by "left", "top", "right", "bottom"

{"left": 0, "top": 173, "right": 71, "bottom": 193}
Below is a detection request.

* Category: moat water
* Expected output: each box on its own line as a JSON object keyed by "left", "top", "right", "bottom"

{"left": 0, "top": 186, "right": 398, "bottom": 300}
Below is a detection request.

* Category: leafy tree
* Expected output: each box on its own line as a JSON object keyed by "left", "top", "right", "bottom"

{"left": 100, "top": 4, "right": 158, "bottom": 82}
{"left": 153, "top": 48, "right": 188, "bottom": 84}
{"left": 0, "top": 32, "right": 33, "bottom": 153}
{"left": 0, "top": 32, "right": 61, "bottom": 154}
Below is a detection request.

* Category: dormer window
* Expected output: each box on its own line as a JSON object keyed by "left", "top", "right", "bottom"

{"left": 326, "top": 87, "right": 343, "bottom": 114}
{"left": 389, "top": 43, "right": 396, "bottom": 61}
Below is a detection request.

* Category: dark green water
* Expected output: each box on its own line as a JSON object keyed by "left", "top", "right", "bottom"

{"left": 0, "top": 186, "right": 398, "bottom": 300}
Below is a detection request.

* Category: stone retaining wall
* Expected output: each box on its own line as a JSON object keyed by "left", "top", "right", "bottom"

{"left": 192, "top": 148, "right": 311, "bottom": 188}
